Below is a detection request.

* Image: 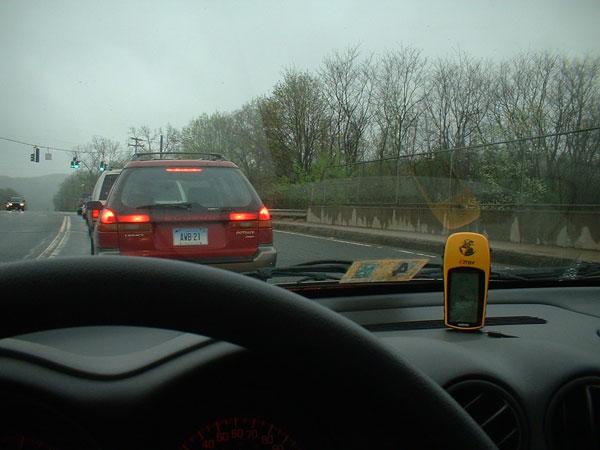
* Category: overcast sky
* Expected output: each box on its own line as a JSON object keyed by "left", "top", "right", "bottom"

{"left": 1, "top": 0, "right": 599, "bottom": 177}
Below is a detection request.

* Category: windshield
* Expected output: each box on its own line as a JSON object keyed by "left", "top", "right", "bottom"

{"left": 0, "top": 1, "right": 599, "bottom": 281}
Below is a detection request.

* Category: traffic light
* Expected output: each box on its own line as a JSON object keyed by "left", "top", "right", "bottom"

{"left": 29, "top": 146, "right": 40, "bottom": 163}
{"left": 70, "top": 157, "right": 80, "bottom": 169}
{"left": 99, "top": 161, "right": 107, "bottom": 171}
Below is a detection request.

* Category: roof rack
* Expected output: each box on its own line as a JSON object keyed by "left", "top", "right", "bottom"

{"left": 131, "top": 152, "right": 227, "bottom": 161}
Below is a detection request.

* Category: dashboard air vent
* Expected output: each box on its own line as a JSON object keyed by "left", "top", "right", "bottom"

{"left": 447, "top": 379, "right": 526, "bottom": 450}
{"left": 546, "top": 376, "right": 600, "bottom": 450}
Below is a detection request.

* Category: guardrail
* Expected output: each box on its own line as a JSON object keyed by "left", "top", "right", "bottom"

{"left": 269, "top": 209, "right": 307, "bottom": 219}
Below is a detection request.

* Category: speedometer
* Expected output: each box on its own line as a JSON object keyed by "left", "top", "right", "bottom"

{"left": 0, "top": 436, "right": 56, "bottom": 450}
{"left": 180, "top": 417, "right": 303, "bottom": 450}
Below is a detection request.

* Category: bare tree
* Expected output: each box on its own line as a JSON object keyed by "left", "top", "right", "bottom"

{"left": 554, "top": 55, "right": 600, "bottom": 203}
{"left": 492, "top": 53, "right": 559, "bottom": 138}
{"left": 129, "top": 125, "right": 180, "bottom": 154}
{"left": 424, "top": 52, "right": 492, "bottom": 151}
{"left": 79, "top": 136, "right": 126, "bottom": 172}
{"left": 321, "top": 46, "right": 376, "bottom": 165}
{"left": 374, "top": 46, "right": 427, "bottom": 160}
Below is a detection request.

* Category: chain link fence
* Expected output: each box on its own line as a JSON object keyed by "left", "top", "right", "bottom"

{"left": 264, "top": 128, "right": 600, "bottom": 211}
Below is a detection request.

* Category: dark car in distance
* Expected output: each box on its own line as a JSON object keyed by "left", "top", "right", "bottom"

{"left": 5, "top": 196, "right": 26, "bottom": 211}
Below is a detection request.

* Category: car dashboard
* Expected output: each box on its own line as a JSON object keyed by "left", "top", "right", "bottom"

{"left": 0, "top": 285, "right": 599, "bottom": 450}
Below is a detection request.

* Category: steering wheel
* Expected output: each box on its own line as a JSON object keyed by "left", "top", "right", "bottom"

{"left": 0, "top": 256, "right": 496, "bottom": 450}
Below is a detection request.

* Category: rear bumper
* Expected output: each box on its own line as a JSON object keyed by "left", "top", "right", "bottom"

{"left": 93, "top": 245, "right": 277, "bottom": 272}
{"left": 205, "top": 245, "right": 277, "bottom": 272}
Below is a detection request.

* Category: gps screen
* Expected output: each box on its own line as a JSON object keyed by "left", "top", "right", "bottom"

{"left": 448, "top": 271, "right": 481, "bottom": 324}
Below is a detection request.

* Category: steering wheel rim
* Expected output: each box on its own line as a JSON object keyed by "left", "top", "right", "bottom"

{"left": 0, "top": 256, "right": 496, "bottom": 450}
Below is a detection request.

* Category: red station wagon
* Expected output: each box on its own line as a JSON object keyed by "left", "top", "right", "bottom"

{"left": 91, "top": 153, "right": 276, "bottom": 271}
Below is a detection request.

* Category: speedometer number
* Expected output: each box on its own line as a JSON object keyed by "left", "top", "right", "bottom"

{"left": 180, "top": 417, "right": 301, "bottom": 450}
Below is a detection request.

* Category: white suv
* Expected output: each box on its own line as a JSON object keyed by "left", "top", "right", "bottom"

{"left": 86, "top": 169, "right": 122, "bottom": 235}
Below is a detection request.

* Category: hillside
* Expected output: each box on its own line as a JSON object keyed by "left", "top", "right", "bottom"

{"left": 0, "top": 173, "right": 69, "bottom": 211}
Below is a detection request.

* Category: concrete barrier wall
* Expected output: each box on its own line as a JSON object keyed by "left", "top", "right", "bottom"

{"left": 307, "top": 205, "right": 600, "bottom": 251}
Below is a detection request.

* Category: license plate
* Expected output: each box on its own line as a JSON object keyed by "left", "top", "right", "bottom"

{"left": 173, "top": 228, "right": 208, "bottom": 246}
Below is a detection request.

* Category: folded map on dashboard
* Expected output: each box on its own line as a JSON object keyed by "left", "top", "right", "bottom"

{"left": 341, "top": 259, "right": 429, "bottom": 283}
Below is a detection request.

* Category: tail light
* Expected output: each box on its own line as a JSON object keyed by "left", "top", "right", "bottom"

{"left": 92, "top": 209, "right": 100, "bottom": 219}
{"left": 227, "top": 207, "right": 272, "bottom": 244}
{"left": 229, "top": 212, "right": 258, "bottom": 221}
{"left": 228, "top": 211, "right": 257, "bottom": 230}
{"left": 119, "top": 214, "right": 150, "bottom": 223}
{"left": 258, "top": 206, "right": 272, "bottom": 244}
{"left": 117, "top": 214, "right": 152, "bottom": 232}
{"left": 98, "top": 208, "right": 118, "bottom": 232}
{"left": 98, "top": 209, "right": 151, "bottom": 232}
{"left": 100, "top": 208, "right": 116, "bottom": 224}
{"left": 258, "top": 206, "right": 272, "bottom": 228}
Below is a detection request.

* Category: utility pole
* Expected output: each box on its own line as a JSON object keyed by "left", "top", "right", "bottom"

{"left": 128, "top": 137, "right": 144, "bottom": 154}
{"left": 159, "top": 134, "right": 163, "bottom": 159}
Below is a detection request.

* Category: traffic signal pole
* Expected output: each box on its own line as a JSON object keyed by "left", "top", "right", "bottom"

{"left": 129, "top": 137, "right": 144, "bottom": 154}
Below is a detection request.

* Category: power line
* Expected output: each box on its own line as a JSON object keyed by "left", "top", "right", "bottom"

{"left": 368, "top": 125, "right": 600, "bottom": 163}
{"left": 0, "top": 135, "right": 90, "bottom": 154}
{"left": 310, "top": 125, "right": 600, "bottom": 171}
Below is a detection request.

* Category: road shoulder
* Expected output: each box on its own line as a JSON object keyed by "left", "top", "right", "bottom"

{"left": 274, "top": 220, "right": 600, "bottom": 265}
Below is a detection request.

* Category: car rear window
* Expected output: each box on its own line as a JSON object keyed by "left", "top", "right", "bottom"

{"left": 99, "top": 174, "right": 119, "bottom": 200}
{"left": 111, "top": 167, "right": 260, "bottom": 210}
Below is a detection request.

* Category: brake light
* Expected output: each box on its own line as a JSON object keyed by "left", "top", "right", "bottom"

{"left": 258, "top": 206, "right": 272, "bottom": 244}
{"left": 98, "top": 208, "right": 117, "bottom": 232}
{"left": 118, "top": 214, "right": 150, "bottom": 223}
{"left": 98, "top": 210, "right": 152, "bottom": 233}
{"left": 100, "top": 208, "right": 116, "bottom": 224}
{"left": 165, "top": 168, "right": 203, "bottom": 173}
{"left": 258, "top": 206, "right": 272, "bottom": 229}
{"left": 227, "top": 208, "right": 272, "bottom": 244}
{"left": 116, "top": 214, "right": 151, "bottom": 232}
{"left": 92, "top": 209, "right": 100, "bottom": 219}
{"left": 259, "top": 207, "right": 271, "bottom": 221}
{"left": 229, "top": 212, "right": 258, "bottom": 221}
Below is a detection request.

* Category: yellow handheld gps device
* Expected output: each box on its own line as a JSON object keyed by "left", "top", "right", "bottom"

{"left": 443, "top": 232, "right": 491, "bottom": 330}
